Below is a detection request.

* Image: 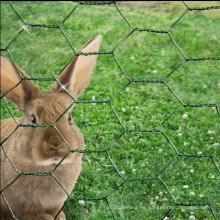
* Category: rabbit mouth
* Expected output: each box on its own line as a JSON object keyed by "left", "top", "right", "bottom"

{"left": 54, "top": 150, "right": 60, "bottom": 157}
{"left": 41, "top": 156, "right": 71, "bottom": 166}
{"left": 39, "top": 142, "right": 72, "bottom": 166}
{"left": 47, "top": 144, "right": 66, "bottom": 158}
{"left": 51, "top": 152, "right": 64, "bottom": 161}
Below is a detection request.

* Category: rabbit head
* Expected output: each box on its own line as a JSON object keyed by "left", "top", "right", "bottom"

{"left": 0, "top": 35, "right": 102, "bottom": 168}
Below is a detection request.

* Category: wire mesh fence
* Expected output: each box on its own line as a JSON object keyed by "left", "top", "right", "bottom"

{"left": 0, "top": 1, "right": 220, "bottom": 220}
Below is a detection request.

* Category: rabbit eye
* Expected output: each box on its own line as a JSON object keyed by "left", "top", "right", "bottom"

{"left": 31, "top": 115, "right": 37, "bottom": 124}
{"left": 68, "top": 113, "right": 72, "bottom": 124}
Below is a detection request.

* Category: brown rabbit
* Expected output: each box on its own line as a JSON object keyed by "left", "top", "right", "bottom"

{"left": 0, "top": 35, "right": 102, "bottom": 220}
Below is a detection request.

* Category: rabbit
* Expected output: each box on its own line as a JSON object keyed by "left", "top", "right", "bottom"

{"left": 0, "top": 35, "right": 102, "bottom": 220}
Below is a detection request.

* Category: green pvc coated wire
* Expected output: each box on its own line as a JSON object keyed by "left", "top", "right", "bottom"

{"left": 0, "top": 1, "right": 219, "bottom": 220}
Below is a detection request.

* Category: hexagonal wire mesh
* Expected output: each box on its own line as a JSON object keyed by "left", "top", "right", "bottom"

{"left": 0, "top": 1, "right": 220, "bottom": 220}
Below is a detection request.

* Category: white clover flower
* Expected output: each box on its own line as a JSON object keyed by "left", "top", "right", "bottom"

{"left": 199, "top": 194, "right": 204, "bottom": 198}
{"left": 164, "top": 217, "right": 168, "bottom": 220}
{"left": 203, "top": 85, "right": 208, "bottom": 88}
{"left": 189, "top": 216, "right": 196, "bottom": 220}
{"left": 155, "top": 196, "right": 159, "bottom": 200}
{"left": 153, "top": 70, "right": 158, "bottom": 73}
{"left": 126, "top": 87, "right": 130, "bottom": 92}
{"left": 197, "top": 151, "right": 203, "bottom": 155}
{"left": 183, "top": 185, "right": 189, "bottom": 189}
{"left": 131, "top": 106, "right": 134, "bottom": 109}
{"left": 178, "top": 127, "right": 182, "bottom": 130}
{"left": 178, "top": 133, "right": 182, "bottom": 136}
{"left": 130, "top": 56, "right": 135, "bottom": 60}
{"left": 152, "top": 184, "right": 155, "bottom": 187}
{"left": 184, "top": 142, "right": 187, "bottom": 146}
{"left": 211, "top": 137, "right": 214, "bottom": 140}
{"left": 211, "top": 175, "right": 215, "bottom": 179}
{"left": 97, "top": 168, "right": 101, "bottom": 171}
{"left": 79, "top": 200, "right": 85, "bottom": 205}
{"left": 159, "top": 192, "right": 163, "bottom": 196}
{"left": 190, "top": 169, "right": 194, "bottom": 173}
{"left": 120, "top": 171, "right": 125, "bottom": 175}
{"left": 121, "top": 108, "right": 126, "bottom": 112}
{"left": 218, "top": 83, "right": 220, "bottom": 88}
{"left": 162, "top": 198, "right": 168, "bottom": 202}
{"left": 207, "top": 131, "right": 215, "bottom": 135}
{"left": 171, "top": 188, "right": 175, "bottom": 192}
{"left": 132, "top": 169, "right": 136, "bottom": 172}
{"left": 190, "top": 192, "right": 195, "bottom": 196}
{"left": 135, "top": 106, "right": 139, "bottom": 109}
{"left": 213, "top": 143, "right": 219, "bottom": 147}
{"left": 182, "top": 114, "right": 188, "bottom": 119}
{"left": 92, "top": 96, "right": 96, "bottom": 100}
{"left": 158, "top": 149, "right": 163, "bottom": 152}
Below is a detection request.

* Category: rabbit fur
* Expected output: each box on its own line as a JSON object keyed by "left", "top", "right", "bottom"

{"left": 0, "top": 35, "right": 102, "bottom": 220}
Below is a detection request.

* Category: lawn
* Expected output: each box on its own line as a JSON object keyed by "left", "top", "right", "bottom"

{"left": 1, "top": 1, "right": 220, "bottom": 220}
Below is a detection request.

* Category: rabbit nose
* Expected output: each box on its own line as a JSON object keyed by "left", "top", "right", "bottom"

{"left": 48, "top": 144, "right": 63, "bottom": 151}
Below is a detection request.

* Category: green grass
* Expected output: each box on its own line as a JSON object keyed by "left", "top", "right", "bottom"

{"left": 1, "top": 1, "right": 220, "bottom": 220}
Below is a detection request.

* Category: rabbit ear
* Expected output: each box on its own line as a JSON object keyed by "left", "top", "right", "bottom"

{"left": 56, "top": 35, "right": 102, "bottom": 99}
{"left": 0, "top": 55, "right": 39, "bottom": 111}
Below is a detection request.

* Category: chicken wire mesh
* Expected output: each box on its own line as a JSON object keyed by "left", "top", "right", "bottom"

{"left": 0, "top": 1, "right": 220, "bottom": 220}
